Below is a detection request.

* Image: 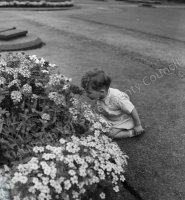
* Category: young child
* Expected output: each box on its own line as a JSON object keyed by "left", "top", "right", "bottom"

{"left": 81, "top": 69, "right": 145, "bottom": 139}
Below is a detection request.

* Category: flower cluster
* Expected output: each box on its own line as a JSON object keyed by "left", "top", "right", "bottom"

{"left": 0, "top": 1, "right": 74, "bottom": 8}
{"left": 41, "top": 113, "right": 50, "bottom": 121}
{"left": 48, "top": 92, "right": 66, "bottom": 105}
{"left": 0, "top": 52, "right": 128, "bottom": 200}
{"left": 9, "top": 134, "right": 127, "bottom": 200}
{"left": 11, "top": 91, "right": 22, "bottom": 103}
{"left": 22, "top": 84, "right": 32, "bottom": 94}
{"left": 69, "top": 99, "right": 110, "bottom": 136}
{"left": 48, "top": 74, "right": 71, "bottom": 86}
{"left": 0, "top": 52, "right": 61, "bottom": 109}
{"left": 0, "top": 52, "right": 83, "bottom": 164}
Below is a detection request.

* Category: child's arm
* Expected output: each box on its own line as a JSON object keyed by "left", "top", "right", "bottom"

{"left": 130, "top": 108, "right": 144, "bottom": 134}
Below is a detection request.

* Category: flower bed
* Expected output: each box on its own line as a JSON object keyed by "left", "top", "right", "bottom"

{"left": 0, "top": 0, "right": 74, "bottom": 7}
{"left": 0, "top": 52, "right": 128, "bottom": 200}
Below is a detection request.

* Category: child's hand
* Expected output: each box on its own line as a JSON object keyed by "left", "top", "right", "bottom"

{"left": 133, "top": 125, "right": 145, "bottom": 135}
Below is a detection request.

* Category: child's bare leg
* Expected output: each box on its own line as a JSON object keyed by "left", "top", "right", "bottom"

{"left": 108, "top": 128, "right": 131, "bottom": 139}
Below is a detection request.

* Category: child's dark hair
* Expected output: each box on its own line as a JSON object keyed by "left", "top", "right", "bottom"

{"left": 81, "top": 69, "right": 111, "bottom": 91}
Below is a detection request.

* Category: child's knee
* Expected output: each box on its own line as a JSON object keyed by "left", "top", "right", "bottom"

{"left": 107, "top": 128, "right": 120, "bottom": 138}
{"left": 110, "top": 128, "right": 120, "bottom": 134}
{"left": 107, "top": 132, "right": 116, "bottom": 138}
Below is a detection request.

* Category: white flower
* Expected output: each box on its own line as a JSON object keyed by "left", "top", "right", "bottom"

{"left": 42, "top": 177, "right": 49, "bottom": 185}
{"left": 32, "top": 177, "right": 39, "bottom": 184}
{"left": 19, "top": 176, "right": 28, "bottom": 183}
{"left": 66, "top": 142, "right": 80, "bottom": 153}
{"left": 11, "top": 91, "right": 22, "bottom": 102}
{"left": 42, "top": 153, "right": 56, "bottom": 160}
{"left": 12, "top": 172, "right": 23, "bottom": 184}
{"left": 48, "top": 92, "right": 57, "bottom": 99}
{"left": 68, "top": 170, "right": 76, "bottom": 176}
{"left": 18, "top": 67, "right": 31, "bottom": 78}
{"left": 50, "top": 167, "right": 57, "bottom": 179}
{"left": 70, "top": 175, "right": 78, "bottom": 184}
{"left": 48, "top": 74, "right": 63, "bottom": 86}
{"left": 49, "top": 63, "right": 56, "bottom": 68}
{"left": 29, "top": 55, "right": 37, "bottom": 59}
{"left": 113, "top": 185, "right": 119, "bottom": 192}
{"left": 29, "top": 55, "right": 40, "bottom": 64}
{"left": 46, "top": 145, "right": 52, "bottom": 150}
{"left": 48, "top": 92, "right": 65, "bottom": 105}
{"left": 50, "top": 180, "right": 62, "bottom": 193}
{"left": 64, "top": 180, "right": 71, "bottom": 190}
{"left": 100, "top": 192, "right": 105, "bottom": 199}
{"left": 38, "top": 192, "right": 46, "bottom": 200}
{"left": 79, "top": 167, "right": 87, "bottom": 177}
{"left": 44, "top": 167, "right": 51, "bottom": 176}
{"left": 52, "top": 147, "right": 62, "bottom": 154}
{"left": 49, "top": 179, "right": 56, "bottom": 187}
{"left": 33, "top": 180, "right": 43, "bottom": 190}
{"left": 30, "top": 157, "right": 39, "bottom": 163}
{"left": 41, "top": 113, "right": 50, "bottom": 121}
{"left": 59, "top": 138, "right": 66, "bottom": 144}
{"left": 30, "top": 163, "right": 39, "bottom": 170}
{"left": 22, "top": 84, "right": 32, "bottom": 94}
{"left": 120, "top": 175, "right": 125, "bottom": 182}
{"left": 33, "top": 147, "right": 44, "bottom": 153}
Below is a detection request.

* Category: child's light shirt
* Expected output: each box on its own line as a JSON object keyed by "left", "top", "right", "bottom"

{"left": 95, "top": 88, "right": 135, "bottom": 129}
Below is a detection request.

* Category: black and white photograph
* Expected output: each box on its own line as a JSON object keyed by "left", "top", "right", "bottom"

{"left": 0, "top": 0, "right": 185, "bottom": 200}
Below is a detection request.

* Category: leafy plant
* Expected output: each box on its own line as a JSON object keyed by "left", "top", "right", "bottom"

{"left": 0, "top": 52, "right": 128, "bottom": 200}
{"left": 2, "top": 134, "right": 127, "bottom": 200}
{"left": 0, "top": 52, "right": 83, "bottom": 165}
